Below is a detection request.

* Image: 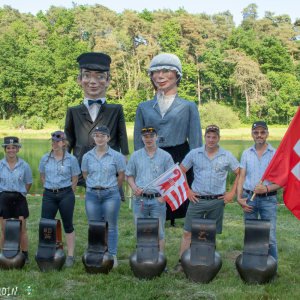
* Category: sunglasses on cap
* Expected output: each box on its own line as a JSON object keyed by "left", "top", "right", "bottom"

{"left": 51, "top": 133, "right": 66, "bottom": 139}
{"left": 141, "top": 128, "right": 156, "bottom": 133}
{"left": 206, "top": 126, "right": 219, "bottom": 130}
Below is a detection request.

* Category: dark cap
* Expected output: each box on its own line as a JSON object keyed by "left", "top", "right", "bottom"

{"left": 77, "top": 53, "right": 111, "bottom": 71}
{"left": 252, "top": 121, "right": 268, "bottom": 130}
{"left": 93, "top": 126, "right": 110, "bottom": 135}
{"left": 1, "top": 136, "right": 22, "bottom": 148}
{"left": 205, "top": 125, "right": 220, "bottom": 135}
{"left": 50, "top": 131, "right": 66, "bottom": 142}
{"left": 141, "top": 126, "right": 157, "bottom": 136}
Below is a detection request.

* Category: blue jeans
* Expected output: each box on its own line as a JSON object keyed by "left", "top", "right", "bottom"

{"left": 243, "top": 191, "right": 278, "bottom": 264}
{"left": 133, "top": 196, "right": 166, "bottom": 240}
{"left": 85, "top": 187, "right": 121, "bottom": 255}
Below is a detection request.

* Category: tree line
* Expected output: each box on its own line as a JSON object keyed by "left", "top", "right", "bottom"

{"left": 0, "top": 3, "right": 299, "bottom": 126}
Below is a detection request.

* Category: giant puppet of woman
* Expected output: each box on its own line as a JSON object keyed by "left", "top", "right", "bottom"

{"left": 134, "top": 53, "right": 203, "bottom": 226}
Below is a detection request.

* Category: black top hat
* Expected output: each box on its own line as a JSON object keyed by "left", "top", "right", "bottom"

{"left": 77, "top": 53, "right": 111, "bottom": 71}
{"left": 1, "top": 136, "right": 22, "bottom": 148}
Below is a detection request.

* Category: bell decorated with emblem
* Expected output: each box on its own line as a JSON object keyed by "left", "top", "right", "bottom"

{"left": 35, "top": 219, "right": 66, "bottom": 272}
{"left": 0, "top": 220, "right": 25, "bottom": 270}
{"left": 181, "top": 218, "right": 222, "bottom": 283}
{"left": 236, "top": 219, "right": 277, "bottom": 284}
{"left": 82, "top": 221, "right": 114, "bottom": 274}
{"left": 129, "top": 218, "right": 167, "bottom": 280}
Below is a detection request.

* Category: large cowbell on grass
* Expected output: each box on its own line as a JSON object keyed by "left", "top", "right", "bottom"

{"left": 129, "top": 218, "right": 167, "bottom": 279}
{"left": 0, "top": 220, "right": 25, "bottom": 270}
{"left": 236, "top": 219, "right": 277, "bottom": 284}
{"left": 181, "top": 218, "right": 222, "bottom": 283}
{"left": 82, "top": 221, "right": 114, "bottom": 274}
{"left": 35, "top": 219, "right": 66, "bottom": 272}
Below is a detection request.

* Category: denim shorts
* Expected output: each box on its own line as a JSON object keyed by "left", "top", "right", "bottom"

{"left": 133, "top": 196, "right": 166, "bottom": 240}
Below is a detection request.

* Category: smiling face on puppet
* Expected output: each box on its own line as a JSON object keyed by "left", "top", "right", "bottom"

{"left": 151, "top": 69, "right": 178, "bottom": 93}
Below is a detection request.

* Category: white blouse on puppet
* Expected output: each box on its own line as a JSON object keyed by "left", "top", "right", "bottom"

{"left": 157, "top": 94, "right": 176, "bottom": 118}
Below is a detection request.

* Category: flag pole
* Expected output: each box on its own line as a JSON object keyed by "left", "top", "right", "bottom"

{"left": 250, "top": 180, "right": 263, "bottom": 201}
{"left": 141, "top": 162, "right": 179, "bottom": 192}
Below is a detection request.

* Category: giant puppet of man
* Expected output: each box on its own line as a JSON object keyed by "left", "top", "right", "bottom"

{"left": 65, "top": 53, "right": 129, "bottom": 186}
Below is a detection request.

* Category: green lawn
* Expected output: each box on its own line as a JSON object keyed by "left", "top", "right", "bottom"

{"left": 0, "top": 120, "right": 288, "bottom": 140}
{"left": 0, "top": 192, "right": 299, "bottom": 299}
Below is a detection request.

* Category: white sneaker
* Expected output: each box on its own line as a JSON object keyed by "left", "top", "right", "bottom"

{"left": 113, "top": 255, "right": 118, "bottom": 268}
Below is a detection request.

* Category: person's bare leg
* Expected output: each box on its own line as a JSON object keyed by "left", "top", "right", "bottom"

{"left": 65, "top": 231, "right": 75, "bottom": 256}
{"left": 0, "top": 217, "right": 7, "bottom": 249}
{"left": 18, "top": 217, "right": 28, "bottom": 251}
{"left": 180, "top": 230, "right": 192, "bottom": 258}
{"left": 159, "top": 238, "right": 165, "bottom": 253}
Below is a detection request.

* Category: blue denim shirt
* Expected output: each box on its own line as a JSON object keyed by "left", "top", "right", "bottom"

{"left": 125, "top": 147, "right": 174, "bottom": 194}
{"left": 0, "top": 156, "right": 33, "bottom": 197}
{"left": 38, "top": 151, "right": 81, "bottom": 189}
{"left": 81, "top": 147, "right": 126, "bottom": 188}
{"left": 182, "top": 146, "right": 240, "bottom": 195}
{"left": 134, "top": 94, "right": 203, "bottom": 150}
{"left": 240, "top": 143, "right": 276, "bottom": 191}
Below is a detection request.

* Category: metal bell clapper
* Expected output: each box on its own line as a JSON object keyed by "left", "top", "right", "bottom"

{"left": 82, "top": 221, "right": 114, "bottom": 274}
{"left": 0, "top": 220, "right": 25, "bottom": 270}
{"left": 181, "top": 218, "right": 222, "bottom": 283}
{"left": 129, "top": 218, "right": 167, "bottom": 280}
{"left": 35, "top": 219, "right": 66, "bottom": 272}
{"left": 236, "top": 219, "right": 277, "bottom": 284}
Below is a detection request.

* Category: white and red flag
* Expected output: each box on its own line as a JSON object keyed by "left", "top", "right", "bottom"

{"left": 262, "top": 106, "right": 300, "bottom": 220}
{"left": 152, "top": 164, "right": 189, "bottom": 211}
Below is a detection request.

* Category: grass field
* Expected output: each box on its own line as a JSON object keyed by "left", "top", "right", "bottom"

{"left": 0, "top": 120, "right": 288, "bottom": 140}
{"left": 1, "top": 191, "right": 300, "bottom": 300}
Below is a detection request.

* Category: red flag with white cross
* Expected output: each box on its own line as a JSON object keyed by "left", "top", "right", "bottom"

{"left": 153, "top": 165, "right": 189, "bottom": 211}
{"left": 262, "top": 106, "right": 300, "bottom": 220}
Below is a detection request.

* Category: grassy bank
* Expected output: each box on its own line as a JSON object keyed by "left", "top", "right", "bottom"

{"left": 0, "top": 121, "right": 288, "bottom": 140}
{"left": 0, "top": 192, "right": 299, "bottom": 299}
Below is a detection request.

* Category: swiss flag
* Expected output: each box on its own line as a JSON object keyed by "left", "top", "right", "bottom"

{"left": 262, "top": 107, "right": 300, "bottom": 220}
{"left": 153, "top": 165, "right": 189, "bottom": 211}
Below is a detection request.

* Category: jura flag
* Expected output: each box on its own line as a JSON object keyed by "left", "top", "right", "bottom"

{"left": 262, "top": 106, "right": 300, "bottom": 220}
{"left": 153, "top": 165, "right": 189, "bottom": 211}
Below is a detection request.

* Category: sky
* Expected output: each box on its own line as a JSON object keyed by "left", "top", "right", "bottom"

{"left": 2, "top": 0, "right": 299, "bottom": 26}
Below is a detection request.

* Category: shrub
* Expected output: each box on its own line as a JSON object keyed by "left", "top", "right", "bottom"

{"left": 10, "top": 116, "right": 27, "bottom": 129}
{"left": 199, "top": 101, "right": 240, "bottom": 129}
{"left": 26, "top": 116, "right": 46, "bottom": 130}
{"left": 57, "top": 118, "right": 65, "bottom": 130}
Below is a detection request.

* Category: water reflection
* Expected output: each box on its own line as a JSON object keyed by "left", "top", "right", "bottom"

{"left": 0, "top": 139, "right": 281, "bottom": 195}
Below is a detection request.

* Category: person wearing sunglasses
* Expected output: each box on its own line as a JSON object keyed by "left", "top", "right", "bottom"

{"left": 64, "top": 53, "right": 129, "bottom": 196}
{"left": 126, "top": 126, "right": 174, "bottom": 262}
{"left": 134, "top": 53, "right": 203, "bottom": 227}
{"left": 38, "top": 131, "right": 81, "bottom": 267}
{"left": 236, "top": 121, "right": 282, "bottom": 280}
{"left": 0, "top": 137, "right": 33, "bottom": 264}
{"left": 81, "top": 126, "right": 126, "bottom": 268}
{"left": 172, "top": 125, "right": 240, "bottom": 274}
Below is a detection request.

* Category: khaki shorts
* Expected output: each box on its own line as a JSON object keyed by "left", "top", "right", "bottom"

{"left": 183, "top": 198, "right": 225, "bottom": 234}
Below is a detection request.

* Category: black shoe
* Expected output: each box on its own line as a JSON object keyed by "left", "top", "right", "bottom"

{"left": 272, "top": 273, "right": 280, "bottom": 281}
{"left": 164, "top": 267, "right": 168, "bottom": 273}
{"left": 25, "top": 256, "right": 30, "bottom": 264}
{"left": 171, "top": 262, "right": 183, "bottom": 275}
{"left": 66, "top": 256, "right": 75, "bottom": 267}
{"left": 171, "top": 223, "right": 177, "bottom": 228}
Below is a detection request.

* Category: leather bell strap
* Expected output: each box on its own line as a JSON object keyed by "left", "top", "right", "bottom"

{"left": 2, "top": 220, "right": 22, "bottom": 258}
{"left": 36, "top": 219, "right": 63, "bottom": 263}
{"left": 190, "top": 218, "right": 216, "bottom": 267}
{"left": 85, "top": 221, "right": 108, "bottom": 267}
{"left": 242, "top": 219, "right": 270, "bottom": 271}
{"left": 136, "top": 218, "right": 159, "bottom": 263}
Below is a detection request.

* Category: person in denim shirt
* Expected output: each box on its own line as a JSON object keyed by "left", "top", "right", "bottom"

{"left": 39, "top": 131, "right": 80, "bottom": 267}
{"left": 0, "top": 137, "right": 33, "bottom": 264}
{"left": 81, "top": 126, "right": 126, "bottom": 268}
{"left": 134, "top": 53, "right": 202, "bottom": 227}
{"left": 126, "top": 126, "right": 174, "bottom": 256}
{"left": 237, "top": 121, "right": 282, "bottom": 280}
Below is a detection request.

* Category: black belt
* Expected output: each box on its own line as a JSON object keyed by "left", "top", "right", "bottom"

{"left": 196, "top": 194, "right": 223, "bottom": 200}
{"left": 243, "top": 189, "right": 277, "bottom": 198}
{"left": 91, "top": 187, "right": 110, "bottom": 191}
{"left": 45, "top": 186, "right": 71, "bottom": 193}
{"left": 141, "top": 193, "right": 161, "bottom": 199}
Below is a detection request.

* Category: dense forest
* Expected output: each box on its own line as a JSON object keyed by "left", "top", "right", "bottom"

{"left": 0, "top": 3, "right": 299, "bottom": 126}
